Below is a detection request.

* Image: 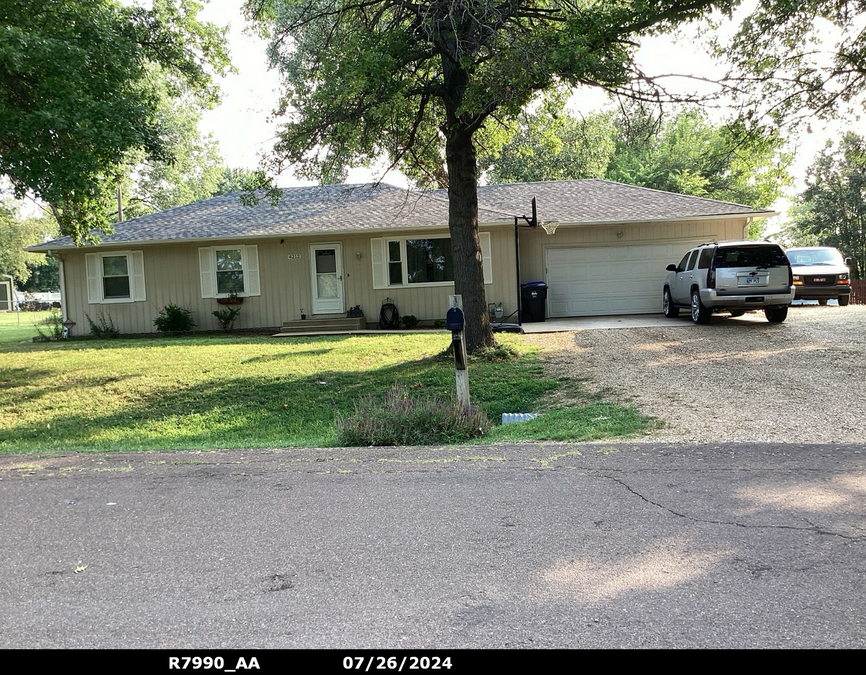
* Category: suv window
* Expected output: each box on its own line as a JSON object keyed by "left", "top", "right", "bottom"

{"left": 677, "top": 251, "right": 692, "bottom": 270}
{"left": 685, "top": 250, "right": 699, "bottom": 271}
{"left": 698, "top": 248, "right": 714, "bottom": 269}
{"left": 714, "top": 245, "right": 788, "bottom": 268}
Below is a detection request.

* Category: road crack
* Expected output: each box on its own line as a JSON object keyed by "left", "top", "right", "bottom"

{"left": 604, "top": 474, "right": 864, "bottom": 541}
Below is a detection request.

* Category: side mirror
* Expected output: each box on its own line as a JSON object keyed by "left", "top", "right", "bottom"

{"left": 845, "top": 257, "right": 853, "bottom": 268}
{"left": 666, "top": 264, "right": 678, "bottom": 272}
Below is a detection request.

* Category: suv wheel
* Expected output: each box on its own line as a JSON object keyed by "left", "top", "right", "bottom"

{"left": 764, "top": 306, "right": 788, "bottom": 323}
{"left": 663, "top": 288, "right": 679, "bottom": 318}
{"left": 691, "top": 289, "right": 712, "bottom": 324}
{"left": 839, "top": 295, "right": 850, "bottom": 307}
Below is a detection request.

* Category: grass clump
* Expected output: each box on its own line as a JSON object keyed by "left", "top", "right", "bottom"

{"left": 337, "top": 384, "right": 491, "bottom": 446}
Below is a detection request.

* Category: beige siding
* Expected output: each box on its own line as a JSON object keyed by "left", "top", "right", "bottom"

{"left": 517, "top": 218, "right": 749, "bottom": 285}
{"left": 58, "top": 227, "right": 517, "bottom": 334}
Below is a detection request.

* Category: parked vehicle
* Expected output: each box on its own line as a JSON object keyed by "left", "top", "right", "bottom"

{"left": 785, "top": 246, "right": 851, "bottom": 306}
{"left": 663, "top": 241, "right": 795, "bottom": 324}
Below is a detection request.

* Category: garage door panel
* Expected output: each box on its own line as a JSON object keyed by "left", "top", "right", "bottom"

{"left": 546, "top": 242, "right": 701, "bottom": 317}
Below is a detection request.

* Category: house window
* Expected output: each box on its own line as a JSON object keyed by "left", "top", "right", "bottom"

{"left": 371, "top": 233, "right": 492, "bottom": 290}
{"left": 406, "top": 238, "right": 453, "bottom": 284}
{"left": 215, "top": 248, "right": 245, "bottom": 294}
{"left": 102, "top": 255, "right": 131, "bottom": 299}
{"left": 85, "top": 251, "right": 146, "bottom": 304}
{"left": 388, "top": 240, "right": 403, "bottom": 285}
{"left": 198, "top": 245, "right": 261, "bottom": 298}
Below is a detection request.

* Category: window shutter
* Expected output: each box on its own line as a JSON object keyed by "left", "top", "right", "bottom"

{"left": 371, "top": 238, "right": 386, "bottom": 289}
{"left": 199, "top": 247, "right": 214, "bottom": 298}
{"left": 130, "top": 251, "right": 146, "bottom": 302}
{"left": 85, "top": 253, "right": 101, "bottom": 304}
{"left": 480, "top": 232, "right": 493, "bottom": 285}
{"left": 245, "top": 245, "right": 261, "bottom": 296}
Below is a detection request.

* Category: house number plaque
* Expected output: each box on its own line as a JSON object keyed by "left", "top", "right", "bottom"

{"left": 286, "top": 254, "right": 301, "bottom": 260}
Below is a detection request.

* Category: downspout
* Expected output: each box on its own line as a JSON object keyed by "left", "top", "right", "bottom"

{"left": 54, "top": 252, "right": 68, "bottom": 323}
{"left": 514, "top": 217, "right": 522, "bottom": 325}
{"left": 514, "top": 197, "right": 538, "bottom": 326}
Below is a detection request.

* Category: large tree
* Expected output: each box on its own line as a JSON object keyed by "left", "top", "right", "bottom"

{"left": 483, "top": 93, "right": 617, "bottom": 185}
{"left": 0, "top": 0, "right": 230, "bottom": 243}
{"left": 787, "top": 133, "right": 866, "bottom": 279}
{"left": 484, "top": 99, "right": 792, "bottom": 215}
{"left": 117, "top": 91, "right": 228, "bottom": 220}
{"left": 246, "top": 0, "right": 734, "bottom": 352}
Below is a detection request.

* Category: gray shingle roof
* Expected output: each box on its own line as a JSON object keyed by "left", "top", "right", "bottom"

{"left": 31, "top": 179, "right": 773, "bottom": 250}
{"left": 473, "top": 179, "right": 773, "bottom": 224}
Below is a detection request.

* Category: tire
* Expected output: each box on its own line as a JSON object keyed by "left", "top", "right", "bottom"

{"left": 663, "top": 288, "right": 679, "bottom": 318}
{"left": 838, "top": 295, "right": 850, "bottom": 307}
{"left": 729, "top": 310, "right": 746, "bottom": 317}
{"left": 691, "top": 289, "right": 711, "bottom": 324}
{"left": 764, "top": 306, "right": 788, "bottom": 323}
{"left": 819, "top": 298, "right": 828, "bottom": 306}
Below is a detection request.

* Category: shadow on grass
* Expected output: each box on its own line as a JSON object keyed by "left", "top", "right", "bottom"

{"left": 0, "top": 348, "right": 563, "bottom": 452}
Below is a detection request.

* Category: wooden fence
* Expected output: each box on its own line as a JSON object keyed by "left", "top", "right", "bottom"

{"left": 852, "top": 279, "right": 866, "bottom": 305}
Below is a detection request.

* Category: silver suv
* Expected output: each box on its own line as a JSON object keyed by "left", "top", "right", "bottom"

{"left": 663, "top": 241, "right": 795, "bottom": 324}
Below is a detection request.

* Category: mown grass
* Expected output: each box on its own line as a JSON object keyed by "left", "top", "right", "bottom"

{"left": 0, "top": 310, "right": 55, "bottom": 347}
{"left": 0, "top": 328, "right": 654, "bottom": 453}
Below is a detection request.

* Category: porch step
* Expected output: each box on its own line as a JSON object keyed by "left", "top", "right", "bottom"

{"left": 278, "top": 316, "right": 366, "bottom": 334}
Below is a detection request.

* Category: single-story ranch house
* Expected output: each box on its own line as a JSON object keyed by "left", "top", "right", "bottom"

{"left": 28, "top": 179, "right": 774, "bottom": 334}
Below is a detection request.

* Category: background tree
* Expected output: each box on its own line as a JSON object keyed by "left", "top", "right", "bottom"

{"left": 0, "top": 200, "right": 57, "bottom": 286}
{"left": 786, "top": 133, "right": 866, "bottom": 278}
{"left": 246, "top": 0, "right": 735, "bottom": 352}
{"left": 482, "top": 94, "right": 617, "bottom": 185}
{"left": 118, "top": 94, "right": 227, "bottom": 219}
{"left": 484, "top": 98, "right": 791, "bottom": 205}
{"left": 483, "top": 98, "right": 792, "bottom": 238}
{"left": 0, "top": 0, "right": 230, "bottom": 243}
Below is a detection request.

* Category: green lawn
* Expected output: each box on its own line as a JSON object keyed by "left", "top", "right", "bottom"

{"left": 0, "top": 326, "right": 655, "bottom": 453}
{"left": 0, "top": 309, "right": 56, "bottom": 347}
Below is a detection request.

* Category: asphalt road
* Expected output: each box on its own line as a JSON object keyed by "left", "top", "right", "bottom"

{"left": 1, "top": 442, "right": 864, "bottom": 650}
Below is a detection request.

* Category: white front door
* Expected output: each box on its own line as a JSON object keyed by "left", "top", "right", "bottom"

{"left": 310, "top": 244, "right": 344, "bottom": 314}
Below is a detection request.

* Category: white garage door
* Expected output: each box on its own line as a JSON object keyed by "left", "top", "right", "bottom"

{"left": 546, "top": 243, "right": 695, "bottom": 317}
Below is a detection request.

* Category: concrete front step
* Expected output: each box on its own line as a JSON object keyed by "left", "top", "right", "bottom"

{"left": 278, "top": 316, "right": 366, "bottom": 333}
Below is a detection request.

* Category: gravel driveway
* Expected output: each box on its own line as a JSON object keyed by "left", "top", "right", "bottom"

{"left": 525, "top": 304, "right": 866, "bottom": 444}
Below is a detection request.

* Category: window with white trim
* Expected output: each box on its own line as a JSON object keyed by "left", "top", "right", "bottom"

{"left": 198, "top": 245, "right": 261, "bottom": 298}
{"left": 371, "top": 233, "right": 492, "bottom": 289}
{"left": 85, "top": 251, "right": 146, "bottom": 304}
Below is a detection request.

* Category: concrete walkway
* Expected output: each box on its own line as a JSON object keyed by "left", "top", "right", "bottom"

{"left": 273, "top": 314, "right": 685, "bottom": 337}
{"left": 517, "top": 313, "right": 678, "bottom": 332}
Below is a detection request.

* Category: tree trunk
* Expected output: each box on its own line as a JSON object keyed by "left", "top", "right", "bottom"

{"left": 445, "top": 126, "right": 495, "bottom": 353}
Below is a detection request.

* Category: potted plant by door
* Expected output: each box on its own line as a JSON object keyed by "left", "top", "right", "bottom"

{"left": 217, "top": 291, "right": 243, "bottom": 305}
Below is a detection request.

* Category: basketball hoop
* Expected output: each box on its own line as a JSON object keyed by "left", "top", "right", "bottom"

{"left": 541, "top": 221, "right": 559, "bottom": 235}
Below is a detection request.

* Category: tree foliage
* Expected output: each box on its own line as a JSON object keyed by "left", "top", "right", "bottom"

{"left": 0, "top": 0, "right": 230, "bottom": 243}
{"left": 246, "top": 0, "right": 734, "bottom": 351}
{"left": 118, "top": 92, "right": 228, "bottom": 220}
{"left": 717, "top": 1, "right": 866, "bottom": 125}
{"left": 483, "top": 93, "right": 617, "bottom": 185}
{"left": 0, "top": 200, "right": 57, "bottom": 285}
{"left": 484, "top": 98, "right": 792, "bottom": 213}
{"left": 787, "top": 132, "right": 866, "bottom": 278}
